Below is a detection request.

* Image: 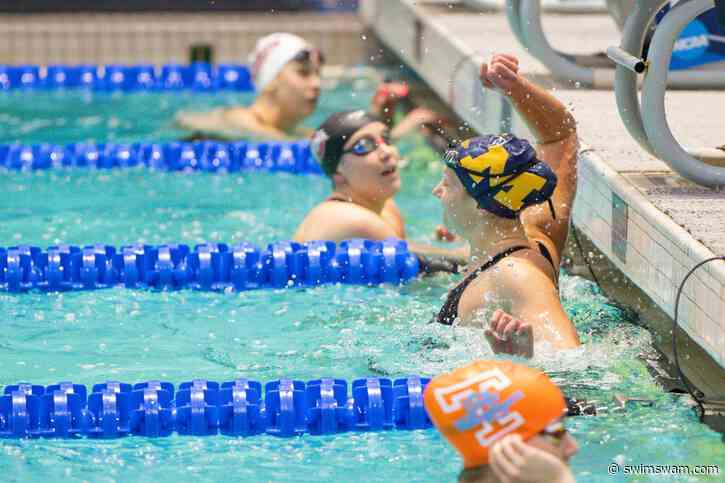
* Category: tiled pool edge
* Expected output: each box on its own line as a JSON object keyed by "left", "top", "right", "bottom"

{"left": 575, "top": 149, "right": 725, "bottom": 369}
{"left": 362, "top": 0, "right": 725, "bottom": 370}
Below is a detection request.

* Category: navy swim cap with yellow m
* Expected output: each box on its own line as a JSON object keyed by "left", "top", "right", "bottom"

{"left": 444, "top": 134, "right": 557, "bottom": 219}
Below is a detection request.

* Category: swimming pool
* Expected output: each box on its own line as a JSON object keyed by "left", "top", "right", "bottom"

{"left": 1, "top": 82, "right": 724, "bottom": 482}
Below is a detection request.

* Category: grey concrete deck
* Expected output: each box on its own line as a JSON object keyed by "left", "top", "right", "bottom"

{"left": 362, "top": 0, "right": 725, "bottom": 372}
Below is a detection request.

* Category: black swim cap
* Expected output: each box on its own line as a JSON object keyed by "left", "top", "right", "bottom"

{"left": 311, "top": 110, "right": 381, "bottom": 176}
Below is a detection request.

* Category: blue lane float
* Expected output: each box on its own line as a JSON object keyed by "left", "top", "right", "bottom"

{"left": 0, "top": 376, "right": 432, "bottom": 439}
{"left": 0, "top": 240, "right": 420, "bottom": 293}
{"left": 0, "top": 63, "right": 253, "bottom": 92}
{"left": 0, "top": 140, "right": 321, "bottom": 174}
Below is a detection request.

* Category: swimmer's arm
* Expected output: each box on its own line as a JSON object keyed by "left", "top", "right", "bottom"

{"left": 327, "top": 210, "right": 469, "bottom": 269}
{"left": 175, "top": 110, "right": 256, "bottom": 140}
{"left": 406, "top": 242, "right": 469, "bottom": 268}
{"left": 321, "top": 207, "right": 400, "bottom": 241}
{"left": 293, "top": 126, "right": 315, "bottom": 139}
{"left": 382, "top": 199, "right": 406, "bottom": 238}
{"left": 504, "top": 61, "right": 579, "bottom": 199}
{"left": 482, "top": 54, "right": 579, "bottom": 256}
{"left": 389, "top": 107, "right": 445, "bottom": 141}
{"left": 500, "top": 261, "right": 580, "bottom": 349}
{"left": 175, "top": 110, "right": 221, "bottom": 133}
{"left": 494, "top": 260, "right": 580, "bottom": 349}
{"left": 504, "top": 68, "right": 577, "bottom": 147}
{"left": 481, "top": 54, "right": 578, "bottom": 169}
{"left": 175, "top": 109, "right": 292, "bottom": 141}
{"left": 508, "top": 74, "right": 579, "bottom": 205}
{"left": 345, "top": 218, "right": 467, "bottom": 260}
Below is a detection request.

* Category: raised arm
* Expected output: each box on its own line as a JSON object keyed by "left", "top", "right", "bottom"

{"left": 480, "top": 54, "right": 579, "bottom": 261}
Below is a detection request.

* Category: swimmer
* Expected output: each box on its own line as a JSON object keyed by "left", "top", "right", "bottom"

{"left": 424, "top": 360, "right": 578, "bottom": 483}
{"left": 432, "top": 54, "right": 580, "bottom": 356}
{"left": 176, "top": 33, "right": 323, "bottom": 140}
{"left": 176, "top": 32, "right": 444, "bottom": 142}
{"left": 293, "top": 109, "right": 468, "bottom": 273}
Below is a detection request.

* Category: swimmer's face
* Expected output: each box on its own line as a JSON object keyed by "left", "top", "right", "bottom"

{"left": 527, "top": 419, "right": 579, "bottom": 465}
{"left": 335, "top": 121, "right": 401, "bottom": 201}
{"left": 432, "top": 167, "right": 479, "bottom": 235}
{"left": 272, "top": 55, "right": 322, "bottom": 118}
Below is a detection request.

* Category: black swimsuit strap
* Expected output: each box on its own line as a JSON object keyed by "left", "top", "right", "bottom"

{"left": 536, "top": 241, "right": 556, "bottom": 273}
{"left": 436, "top": 245, "right": 529, "bottom": 326}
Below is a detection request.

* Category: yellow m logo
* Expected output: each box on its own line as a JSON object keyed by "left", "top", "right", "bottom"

{"left": 494, "top": 173, "right": 547, "bottom": 211}
{"left": 459, "top": 145, "right": 547, "bottom": 211}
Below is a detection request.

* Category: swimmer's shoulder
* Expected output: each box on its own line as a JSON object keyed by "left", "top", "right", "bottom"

{"left": 381, "top": 199, "right": 405, "bottom": 238}
{"left": 176, "top": 108, "right": 226, "bottom": 131}
{"left": 457, "top": 253, "right": 553, "bottom": 321}
{"left": 295, "top": 200, "right": 396, "bottom": 242}
{"left": 176, "top": 107, "right": 276, "bottom": 140}
{"left": 292, "top": 126, "right": 314, "bottom": 138}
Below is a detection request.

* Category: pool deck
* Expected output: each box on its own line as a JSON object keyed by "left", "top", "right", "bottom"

{"left": 361, "top": 0, "right": 725, "bottom": 379}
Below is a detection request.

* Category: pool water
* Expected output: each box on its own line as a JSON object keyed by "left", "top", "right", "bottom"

{"left": 0, "top": 76, "right": 381, "bottom": 145}
{"left": 1, "top": 85, "right": 724, "bottom": 483}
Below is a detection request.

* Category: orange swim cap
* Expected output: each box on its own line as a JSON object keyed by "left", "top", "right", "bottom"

{"left": 423, "top": 360, "right": 566, "bottom": 469}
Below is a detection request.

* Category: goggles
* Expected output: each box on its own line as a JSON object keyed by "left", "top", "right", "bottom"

{"left": 540, "top": 420, "right": 568, "bottom": 444}
{"left": 343, "top": 132, "right": 392, "bottom": 157}
{"left": 293, "top": 48, "right": 325, "bottom": 66}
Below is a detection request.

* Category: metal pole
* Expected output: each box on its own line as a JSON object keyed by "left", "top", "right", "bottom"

{"left": 642, "top": 0, "right": 725, "bottom": 187}
{"left": 613, "top": 0, "right": 665, "bottom": 156}
{"left": 505, "top": 0, "right": 529, "bottom": 52}
{"left": 606, "top": 46, "right": 646, "bottom": 73}
{"left": 518, "top": 0, "right": 598, "bottom": 86}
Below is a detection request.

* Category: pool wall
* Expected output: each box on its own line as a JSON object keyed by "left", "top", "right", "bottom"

{"left": 361, "top": 0, "right": 725, "bottom": 379}
{"left": 0, "top": 12, "right": 367, "bottom": 66}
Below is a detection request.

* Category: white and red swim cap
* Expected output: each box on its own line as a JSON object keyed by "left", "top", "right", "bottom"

{"left": 249, "top": 33, "right": 314, "bottom": 92}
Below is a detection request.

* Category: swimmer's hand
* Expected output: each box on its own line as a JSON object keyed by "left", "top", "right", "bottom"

{"left": 479, "top": 54, "right": 521, "bottom": 95}
{"left": 435, "top": 225, "right": 458, "bottom": 242}
{"left": 484, "top": 309, "right": 534, "bottom": 358}
{"left": 391, "top": 107, "right": 448, "bottom": 140}
{"left": 371, "top": 82, "right": 409, "bottom": 112}
{"left": 490, "top": 434, "right": 576, "bottom": 483}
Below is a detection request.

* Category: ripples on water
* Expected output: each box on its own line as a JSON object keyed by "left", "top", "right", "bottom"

{"left": 1, "top": 87, "right": 723, "bottom": 482}
{"left": 2, "top": 273, "right": 722, "bottom": 482}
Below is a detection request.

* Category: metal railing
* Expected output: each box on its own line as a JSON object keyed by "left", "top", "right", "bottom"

{"left": 504, "top": 0, "right": 725, "bottom": 88}
{"left": 608, "top": 0, "right": 725, "bottom": 187}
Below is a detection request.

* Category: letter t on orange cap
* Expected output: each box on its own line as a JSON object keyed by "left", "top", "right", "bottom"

{"left": 423, "top": 360, "right": 566, "bottom": 469}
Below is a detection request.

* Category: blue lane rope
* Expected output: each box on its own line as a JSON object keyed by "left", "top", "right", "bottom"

{"left": 0, "top": 63, "right": 253, "bottom": 91}
{"left": 0, "top": 240, "right": 420, "bottom": 293}
{"left": 0, "top": 140, "right": 322, "bottom": 174}
{"left": 0, "top": 376, "right": 432, "bottom": 439}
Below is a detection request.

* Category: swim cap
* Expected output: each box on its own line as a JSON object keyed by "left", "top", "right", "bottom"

{"left": 311, "top": 110, "right": 381, "bottom": 176}
{"left": 424, "top": 360, "right": 566, "bottom": 469}
{"left": 249, "top": 33, "right": 313, "bottom": 92}
{"left": 444, "top": 134, "right": 557, "bottom": 219}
